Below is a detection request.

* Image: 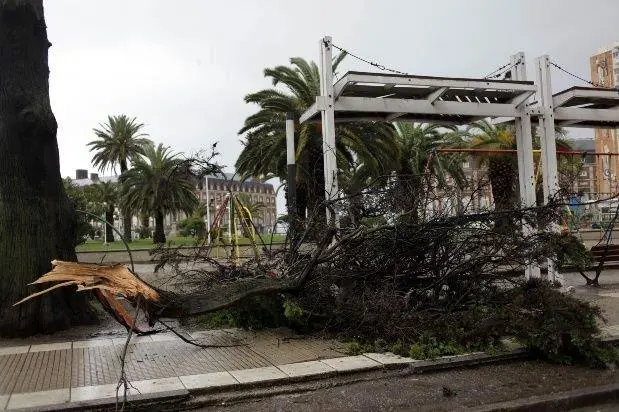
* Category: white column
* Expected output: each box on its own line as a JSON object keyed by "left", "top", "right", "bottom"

{"left": 511, "top": 52, "right": 541, "bottom": 279}
{"left": 319, "top": 36, "right": 339, "bottom": 227}
{"left": 205, "top": 176, "right": 211, "bottom": 243}
{"left": 286, "top": 113, "right": 297, "bottom": 221}
{"left": 535, "top": 54, "right": 560, "bottom": 283}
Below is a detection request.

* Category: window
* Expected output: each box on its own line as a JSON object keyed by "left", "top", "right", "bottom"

{"left": 580, "top": 170, "right": 588, "bottom": 177}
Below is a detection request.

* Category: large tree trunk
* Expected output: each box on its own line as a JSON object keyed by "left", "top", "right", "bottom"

{"left": 489, "top": 157, "right": 518, "bottom": 232}
{"left": 154, "top": 210, "right": 165, "bottom": 244}
{"left": 122, "top": 213, "right": 133, "bottom": 242}
{"left": 0, "top": 0, "right": 96, "bottom": 336}
{"left": 105, "top": 209, "right": 114, "bottom": 243}
{"left": 139, "top": 212, "right": 150, "bottom": 239}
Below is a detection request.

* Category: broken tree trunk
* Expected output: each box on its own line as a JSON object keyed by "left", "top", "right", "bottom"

{"left": 14, "top": 230, "right": 335, "bottom": 332}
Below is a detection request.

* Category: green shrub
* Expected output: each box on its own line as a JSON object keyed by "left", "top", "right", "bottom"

{"left": 389, "top": 340, "right": 405, "bottom": 356}
{"left": 283, "top": 299, "right": 305, "bottom": 323}
{"left": 408, "top": 343, "right": 425, "bottom": 359}
{"left": 504, "top": 278, "right": 616, "bottom": 367}
{"left": 346, "top": 341, "right": 364, "bottom": 355}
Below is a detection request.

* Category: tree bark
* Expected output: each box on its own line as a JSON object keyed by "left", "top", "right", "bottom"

{"left": 122, "top": 213, "right": 133, "bottom": 242}
{"left": 154, "top": 210, "right": 165, "bottom": 244}
{"left": 139, "top": 212, "right": 149, "bottom": 239}
{"left": 0, "top": 0, "right": 96, "bottom": 336}
{"left": 105, "top": 209, "right": 114, "bottom": 243}
{"left": 119, "top": 162, "right": 132, "bottom": 243}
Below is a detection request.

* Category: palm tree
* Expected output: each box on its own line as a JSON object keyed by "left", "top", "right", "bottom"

{"left": 467, "top": 120, "right": 519, "bottom": 215}
{"left": 90, "top": 181, "right": 118, "bottom": 243}
{"left": 236, "top": 56, "right": 397, "bottom": 224}
{"left": 88, "top": 114, "right": 152, "bottom": 242}
{"left": 120, "top": 143, "right": 198, "bottom": 244}
{"left": 393, "top": 122, "right": 466, "bottom": 220}
{"left": 468, "top": 120, "right": 572, "bottom": 210}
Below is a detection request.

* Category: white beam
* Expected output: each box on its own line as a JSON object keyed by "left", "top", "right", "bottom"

{"left": 335, "top": 96, "right": 522, "bottom": 117}
{"left": 299, "top": 101, "right": 319, "bottom": 124}
{"left": 339, "top": 72, "right": 537, "bottom": 93}
{"left": 509, "top": 90, "right": 536, "bottom": 107}
{"left": 557, "top": 119, "right": 583, "bottom": 127}
{"left": 553, "top": 87, "right": 619, "bottom": 108}
{"left": 427, "top": 86, "right": 448, "bottom": 104}
{"left": 554, "top": 107, "right": 619, "bottom": 122}
{"left": 333, "top": 77, "right": 349, "bottom": 99}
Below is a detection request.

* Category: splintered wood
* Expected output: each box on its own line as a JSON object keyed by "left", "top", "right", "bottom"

{"left": 14, "top": 260, "right": 160, "bottom": 307}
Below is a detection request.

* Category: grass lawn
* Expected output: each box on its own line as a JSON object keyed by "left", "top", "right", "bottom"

{"left": 76, "top": 234, "right": 287, "bottom": 252}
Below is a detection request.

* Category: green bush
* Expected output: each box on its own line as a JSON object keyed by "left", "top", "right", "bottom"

{"left": 503, "top": 278, "right": 616, "bottom": 367}
{"left": 178, "top": 216, "right": 206, "bottom": 238}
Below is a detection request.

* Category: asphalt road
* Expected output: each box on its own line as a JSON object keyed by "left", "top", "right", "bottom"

{"left": 201, "top": 360, "right": 619, "bottom": 412}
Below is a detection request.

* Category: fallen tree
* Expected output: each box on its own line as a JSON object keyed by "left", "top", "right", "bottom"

{"left": 14, "top": 175, "right": 618, "bottom": 366}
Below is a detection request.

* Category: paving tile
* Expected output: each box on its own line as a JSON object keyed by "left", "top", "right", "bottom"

{"left": 229, "top": 366, "right": 288, "bottom": 384}
{"left": 29, "top": 342, "right": 72, "bottom": 353}
{"left": 320, "top": 355, "right": 382, "bottom": 372}
{"left": 71, "top": 383, "right": 137, "bottom": 402}
{"left": 277, "top": 360, "right": 336, "bottom": 378}
{"left": 0, "top": 346, "right": 30, "bottom": 356}
{"left": 166, "top": 343, "right": 227, "bottom": 376}
{"left": 0, "top": 353, "right": 27, "bottom": 395}
{"left": 72, "top": 345, "right": 121, "bottom": 387}
{"left": 112, "top": 342, "right": 178, "bottom": 382}
{"left": 132, "top": 377, "right": 185, "bottom": 394}
{"left": 72, "top": 339, "right": 114, "bottom": 349}
{"left": 601, "top": 325, "right": 619, "bottom": 336}
{"left": 150, "top": 333, "right": 180, "bottom": 342}
{"left": 246, "top": 332, "right": 346, "bottom": 366}
{"left": 112, "top": 335, "right": 153, "bottom": 346}
{"left": 364, "top": 352, "right": 417, "bottom": 365}
{"left": 204, "top": 346, "right": 272, "bottom": 372}
{"left": 0, "top": 395, "right": 8, "bottom": 410}
{"left": 12, "top": 350, "right": 72, "bottom": 393}
{"left": 179, "top": 372, "right": 238, "bottom": 390}
{"left": 7, "top": 388, "right": 70, "bottom": 410}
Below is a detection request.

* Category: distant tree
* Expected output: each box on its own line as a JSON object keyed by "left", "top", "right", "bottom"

{"left": 88, "top": 114, "right": 152, "bottom": 242}
{"left": 63, "top": 178, "right": 96, "bottom": 244}
{"left": 121, "top": 143, "right": 198, "bottom": 244}
{"left": 90, "top": 181, "right": 119, "bottom": 243}
{"left": 393, "top": 122, "right": 466, "bottom": 221}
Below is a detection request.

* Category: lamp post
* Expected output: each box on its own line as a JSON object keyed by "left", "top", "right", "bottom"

{"left": 102, "top": 201, "right": 107, "bottom": 246}
{"left": 205, "top": 176, "right": 211, "bottom": 243}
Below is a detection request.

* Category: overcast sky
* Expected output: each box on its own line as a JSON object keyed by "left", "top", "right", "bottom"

{"left": 45, "top": 0, "right": 618, "bottom": 212}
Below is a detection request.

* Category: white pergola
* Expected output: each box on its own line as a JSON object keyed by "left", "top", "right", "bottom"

{"left": 288, "top": 36, "right": 619, "bottom": 280}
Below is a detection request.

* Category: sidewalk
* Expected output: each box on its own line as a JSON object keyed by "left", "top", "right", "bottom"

{"left": 0, "top": 328, "right": 348, "bottom": 411}
{"left": 1, "top": 324, "right": 618, "bottom": 411}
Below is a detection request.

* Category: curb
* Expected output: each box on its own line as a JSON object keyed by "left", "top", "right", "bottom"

{"left": 8, "top": 390, "right": 190, "bottom": 412}
{"left": 4, "top": 340, "right": 618, "bottom": 411}
{"left": 467, "top": 383, "right": 619, "bottom": 412}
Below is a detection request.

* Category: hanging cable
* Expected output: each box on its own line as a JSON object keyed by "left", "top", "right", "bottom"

{"left": 550, "top": 61, "right": 604, "bottom": 88}
{"left": 483, "top": 62, "right": 512, "bottom": 79}
{"left": 483, "top": 59, "right": 521, "bottom": 79}
{"left": 331, "top": 43, "right": 410, "bottom": 75}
